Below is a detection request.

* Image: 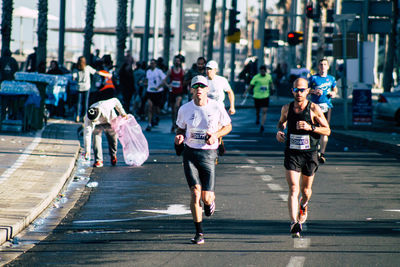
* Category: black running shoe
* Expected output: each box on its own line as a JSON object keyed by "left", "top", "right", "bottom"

{"left": 191, "top": 233, "right": 204, "bottom": 244}
{"left": 204, "top": 201, "right": 215, "bottom": 217}
{"left": 290, "top": 222, "right": 302, "bottom": 238}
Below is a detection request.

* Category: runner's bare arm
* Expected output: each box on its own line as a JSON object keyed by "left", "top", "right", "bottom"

{"left": 175, "top": 127, "right": 186, "bottom": 144}
{"left": 227, "top": 89, "right": 236, "bottom": 115}
{"left": 206, "top": 124, "right": 232, "bottom": 145}
{"left": 276, "top": 104, "right": 288, "bottom": 143}
{"left": 311, "top": 104, "right": 331, "bottom": 136}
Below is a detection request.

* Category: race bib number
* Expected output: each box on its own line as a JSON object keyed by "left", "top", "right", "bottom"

{"left": 171, "top": 80, "right": 181, "bottom": 87}
{"left": 289, "top": 134, "right": 310, "bottom": 150}
{"left": 189, "top": 128, "right": 207, "bottom": 144}
{"left": 260, "top": 86, "right": 267, "bottom": 92}
{"left": 148, "top": 87, "right": 158, "bottom": 93}
{"left": 319, "top": 103, "right": 329, "bottom": 113}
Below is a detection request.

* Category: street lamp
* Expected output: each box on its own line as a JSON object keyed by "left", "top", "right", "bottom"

{"left": 333, "top": 14, "right": 356, "bottom": 130}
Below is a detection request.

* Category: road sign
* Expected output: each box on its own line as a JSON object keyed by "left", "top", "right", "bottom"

{"left": 182, "top": 4, "right": 201, "bottom": 41}
{"left": 347, "top": 18, "right": 392, "bottom": 34}
{"left": 342, "top": 1, "right": 393, "bottom": 17}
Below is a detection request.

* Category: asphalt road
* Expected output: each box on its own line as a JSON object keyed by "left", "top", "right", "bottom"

{"left": 5, "top": 106, "right": 400, "bottom": 267}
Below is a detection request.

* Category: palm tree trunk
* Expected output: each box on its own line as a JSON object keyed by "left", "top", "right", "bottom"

{"left": 84, "top": 0, "right": 96, "bottom": 63}
{"left": 116, "top": 0, "right": 128, "bottom": 71}
{"left": 1, "top": 0, "right": 13, "bottom": 58}
{"left": 207, "top": 0, "right": 217, "bottom": 60}
{"left": 383, "top": 0, "right": 398, "bottom": 92}
{"left": 37, "top": 0, "right": 48, "bottom": 71}
{"left": 163, "top": 0, "right": 172, "bottom": 65}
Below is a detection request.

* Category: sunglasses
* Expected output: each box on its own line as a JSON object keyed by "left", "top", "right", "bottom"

{"left": 192, "top": 84, "right": 207, "bottom": 89}
{"left": 293, "top": 88, "right": 308, "bottom": 93}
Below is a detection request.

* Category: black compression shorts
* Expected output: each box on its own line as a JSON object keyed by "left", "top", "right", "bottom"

{"left": 284, "top": 150, "right": 319, "bottom": 176}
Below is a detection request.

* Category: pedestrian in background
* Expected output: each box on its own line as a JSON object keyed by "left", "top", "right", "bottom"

{"left": 276, "top": 78, "right": 330, "bottom": 238}
{"left": 133, "top": 61, "right": 147, "bottom": 119}
{"left": 72, "top": 56, "right": 111, "bottom": 122}
{"left": 83, "top": 97, "right": 127, "bottom": 168}
{"left": 243, "top": 65, "right": 274, "bottom": 133}
{"left": 175, "top": 75, "right": 232, "bottom": 244}
{"left": 163, "top": 55, "right": 185, "bottom": 132}
{"left": 309, "top": 58, "right": 337, "bottom": 164}
{"left": 0, "top": 49, "right": 19, "bottom": 82}
{"left": 118, "top": 55, "right": 135, "bottom": 113}
{"left": 145, "top": 59, "right": 166, "bottom": 131}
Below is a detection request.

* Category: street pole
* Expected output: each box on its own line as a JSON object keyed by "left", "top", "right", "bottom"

{"left": 178, "top": 0, "right": 183, "bottom": 52}
{"left": 142, "top": 0, "right": 151, "bottom": 63}
{"left": 230, "top": 0, "right": 237, "bottom": 85}
{"left": 58, "top": 0, "right": 66, "bottom": 65}
{"left": 258, "top": 0, "right": 266, "bottom": 67}
{"left": 153, "top": 0, "right": 159, "bottom": 59}
{"left": 342, "top": 19, "right": 348, "bottom": 130}
{"left": 128, "top": 0, "right": 135, "bottom": 55}
{"left": 219, "top": 0, "right": 226, "bottom": 76}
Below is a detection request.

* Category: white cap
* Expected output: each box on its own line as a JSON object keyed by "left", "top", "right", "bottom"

{"left": 206, "top": 60, "right": 218, "bottom": 69}
{"left": 191, "top": 75, "right": 208, "bottom": 87}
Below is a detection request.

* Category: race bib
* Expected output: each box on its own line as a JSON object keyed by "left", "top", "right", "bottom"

{"left": 148, "top": 87, "right": 158, "bottom": 93}
{"left": 260, "top": 86, "right": 267, "bottom": 92}
{"left": 171, "top": 80, "right": 181, "bottom": 87}
{"left": 319, "top": 103, "right": 329, "bottom": 113}
{"left": 289, "top": 134, "right": 310, "bottom": 150}
{"left": 189, "top": 128, "right": 207, "bottom": 144}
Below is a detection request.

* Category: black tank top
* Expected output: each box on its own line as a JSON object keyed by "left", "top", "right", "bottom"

{"left": 285, "top": 101, "right": 320, "bottom": 152}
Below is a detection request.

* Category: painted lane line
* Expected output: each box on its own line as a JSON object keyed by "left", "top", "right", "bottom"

{"left": 261, "top": 175, "right": 273, "bottom": 182}
{"left": 279, "top": 194, "right": 288, "bottom": 202}
{"left": 287, "top": 256, "right": 305, "bottom": 267}
{"left": 0, "top": 129, "right": 43, "bottom": 184}
{"left": 255, "top": 167, "right": 266, "bottom": 173}
{"left": 236, "top": 165, "right": 254, "bottom": 169}
{"left": 383, "top": 209, "right": 400, "bottom": 212}
{"left": 267, "top": 183, "right": 283, "bottom": 191}
{"left": 294, "top": 238, "right": 311, "bottom": 249}
{"left": 246, "top": 159, "right": 257, "bottom": 164}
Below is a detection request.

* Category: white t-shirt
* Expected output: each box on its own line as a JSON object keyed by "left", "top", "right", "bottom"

{"left": 146, "top": 68, "right": 166, "bottom": 93}
{"left": 176, "top": 99, "right": 231, "bottom": 150}
{"left": 83, "top": 98, "right": 127, "bottom": 155}
{"left": 207, "top": 75, "right": 232, "bottom": 103}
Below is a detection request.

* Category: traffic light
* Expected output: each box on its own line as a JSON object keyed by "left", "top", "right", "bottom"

{"left": 306, "top": 3, "right": 313, "bottom": 19}
{"left": 287, "top": 31, "right": 304, "bottom": 46}
{"left": 228, "top": 8, "right": 240, "bottom": 36}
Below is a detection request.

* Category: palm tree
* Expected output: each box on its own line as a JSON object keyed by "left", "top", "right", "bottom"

{"left": 116, "top": 0, "right": 128, "bottom": 71}
{"left": 84, "top": 0, "right": 96, "bottom": 63}
{"left": 163, "top": 0, "right": 172, "bottom": 65}
{"left": 37, "top": 0, "right": 48, "bottom": 71}
{"left": 316, "top": 0, "right": 334, "bottom": 62}
{"left": 383, "top": 0, "right": 398, "bottom": 92}
{"left": 1, "top": 0, "right": 13, "bottom": 57}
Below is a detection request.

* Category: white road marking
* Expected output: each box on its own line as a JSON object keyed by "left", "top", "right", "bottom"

{"left": 294, "top": 238, "right": 311, "bottom": 248}
{"left": 261, "top": 175, "right": 273, "bottom": 182}
{"left": 287, "top": 256, "right": 305, "bottom": 267}
{"left": 236, "top": 165, "right": 254, "bottom": 169}
{"left": 137, "top": 204, "right": 191, "bottom": 215}
{"left": 246, "top": 159, "right": 257, "bottom": 164}
{"left": 267, "top": 183, "right": 283, "bottom": 191}
{"left": 0, "top": 130, "right": 43, "bottom": 184}
{"left": 255, "top": 167, "right": 266, "bottom": 173}
{"left": 279, "top": 194, "right": 288, "bottom": 202}
{"left": 383, "top": 209, "right": 400, "bottom": 212}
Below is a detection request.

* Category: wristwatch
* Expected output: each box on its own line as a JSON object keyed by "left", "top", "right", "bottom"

{"left": 311, "top": 124, "right": 316, "bottom": 132}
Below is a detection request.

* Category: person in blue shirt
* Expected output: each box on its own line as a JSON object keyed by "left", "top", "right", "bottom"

{"left": 308, "top": 58, "right": 337, "bottom": 164}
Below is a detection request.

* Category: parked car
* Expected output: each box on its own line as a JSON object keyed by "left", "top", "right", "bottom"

{"left": 375, "top": 91, "right": 400, "bottom": 125}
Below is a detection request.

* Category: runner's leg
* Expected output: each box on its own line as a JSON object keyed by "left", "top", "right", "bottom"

{"left": 286, "top": 169, "right": 301, "bottom": 222}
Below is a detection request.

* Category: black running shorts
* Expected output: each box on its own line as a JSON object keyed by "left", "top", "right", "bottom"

{"left": 146, "top": 91, "right": 163, "bottom": 108}
{"left": 254, "top": 97, "right": 270, "bottom": 108}
{"left": 183, "top": 146, "right": 218, "bottom": 191}
{"left": 284, "top": 150, "right": 319, "bottom": 176}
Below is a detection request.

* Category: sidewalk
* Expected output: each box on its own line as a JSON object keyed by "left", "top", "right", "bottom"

{"left": 0, "top": 97, "right": 399, "bottom": 248}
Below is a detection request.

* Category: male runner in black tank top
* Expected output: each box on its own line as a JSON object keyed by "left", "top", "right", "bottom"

{"left": 276, "top": 78, "right": 331, "bottom": 237}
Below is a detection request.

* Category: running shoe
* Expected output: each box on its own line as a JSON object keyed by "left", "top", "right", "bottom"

{"left": 298, "top": 203, "right": 308, "bottom": 224}
{"left": 260, "top": 126, "right": 264, "bottom": 133}
{"left": 93, "top": 161, "right": 103, "bottom": 168}
{"left": 191, "top": 233, "right": 204, "bottom": 244}
{"left": 290, "top": 222, "right": 302, "bottom": 238}
{"left": 145, "top": 125, "right": 152, "bottom": 132}
{"left": 204, "top": 201, "right": 215, "bottom": 217}
{"left": 111, "top": 156, "right": 117, "bottom": 166}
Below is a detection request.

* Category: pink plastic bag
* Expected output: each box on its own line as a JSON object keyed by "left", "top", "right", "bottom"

{"left": 111, "top": 114, "right": 149, "bottom": 166}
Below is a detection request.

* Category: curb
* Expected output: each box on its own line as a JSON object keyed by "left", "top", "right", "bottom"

{"left": 0, "top": 121, "right": 81, "bottom": 246}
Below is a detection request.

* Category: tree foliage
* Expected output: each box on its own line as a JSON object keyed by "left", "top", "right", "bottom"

{"left": 116, "top": 0, "right": 128, "bottom": 71}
